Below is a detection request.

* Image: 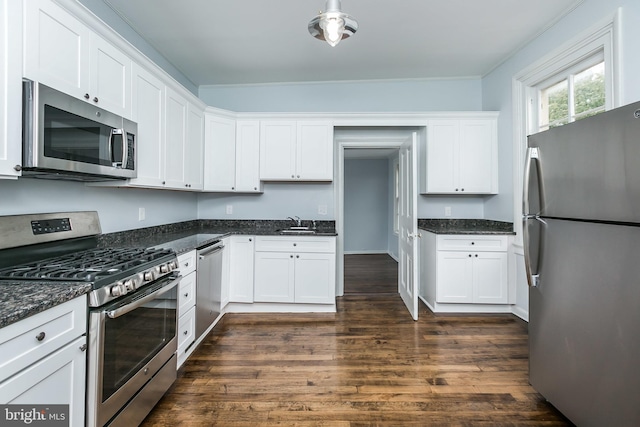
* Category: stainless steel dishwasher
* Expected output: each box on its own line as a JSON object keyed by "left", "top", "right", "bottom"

{"left": 195, "top": 240, "right": 224, "bottom": 338}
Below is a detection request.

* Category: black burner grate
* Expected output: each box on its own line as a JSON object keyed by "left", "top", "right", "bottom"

{"left": 0, "top": 247, "right": 173, "bottom": 283}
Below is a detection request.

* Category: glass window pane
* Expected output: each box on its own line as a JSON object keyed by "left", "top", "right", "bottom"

{"left": 540, "top": 80, "right": 569, "bottom": 130}
{"left": 573, "top": 61, "right": 605, "bottom": 121}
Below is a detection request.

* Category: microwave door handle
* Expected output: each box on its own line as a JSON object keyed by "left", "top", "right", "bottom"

{"left": 120, "top": 130, "right": 128, "bottom": 169}
{"left": 110, "top": 128, "right": 125, "bottom": 168}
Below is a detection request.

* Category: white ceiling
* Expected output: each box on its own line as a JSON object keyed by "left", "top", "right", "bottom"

{"left": 103, "top": 0, "right": 582, "bottom": 87}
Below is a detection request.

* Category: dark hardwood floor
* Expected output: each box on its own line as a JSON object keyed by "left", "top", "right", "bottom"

{"left": 344, "top": 254, "right": 398, "bottom": 294}
{"left": 140, "top": 255, "right": 573, "bottom": 426}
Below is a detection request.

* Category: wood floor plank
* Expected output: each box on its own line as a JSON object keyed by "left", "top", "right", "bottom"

{"left": 141, "top": 293, "right": 573, "bottom": 426}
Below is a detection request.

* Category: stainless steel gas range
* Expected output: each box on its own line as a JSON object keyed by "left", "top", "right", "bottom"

{"left": 0, "top": 211, "right": 180, "bottom": 427}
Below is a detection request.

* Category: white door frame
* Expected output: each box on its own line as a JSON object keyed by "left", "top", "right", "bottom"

{"left": 334, "top": 132, "right": 414, "bottom": 297}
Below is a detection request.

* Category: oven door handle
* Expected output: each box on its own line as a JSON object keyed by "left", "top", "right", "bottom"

{"left": 106, "top": 275, "right": 182, "bottom": 319}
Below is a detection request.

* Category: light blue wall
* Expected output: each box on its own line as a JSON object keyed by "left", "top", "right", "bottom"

{"left": 482, "top": 0, "right": 640, "bottom": 222}
{"left": 199, "top": 78, "right": 483, "bottom": 112}
{"left": 343, "top": 159, "right": 389, "bottom": 253}
{"left": 0, "top": 179, "right": 197, "bottom": 233}
{"left": 76, "top": 0, "right": 197, "bottom": 94}
{"left": 197, "top": 183, "right": 334, "bottom": 220}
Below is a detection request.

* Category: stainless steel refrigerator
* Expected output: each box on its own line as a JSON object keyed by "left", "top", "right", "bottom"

{"left": 523, "top": 101, "right": 640, "bottom": 427}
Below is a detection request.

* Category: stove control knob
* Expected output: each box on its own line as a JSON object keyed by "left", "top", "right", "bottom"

{"left": 124, "top": 279, "right": 135, "bottom": 292}
{"left": 144, "top": 271, "right": 155, "bottom": 282}
{"left": 160, "top": 264, "right": 169, "bottom": 274}
{"left": 110, "top": 283, "right": 126, "bottom": 297}
{"left": 169, "top": 260, "right": 178, "bottom": 270}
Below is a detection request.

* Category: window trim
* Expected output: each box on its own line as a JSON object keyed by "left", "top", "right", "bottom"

{"left": 512, "top": 11, "right": 620, "bottom": 248}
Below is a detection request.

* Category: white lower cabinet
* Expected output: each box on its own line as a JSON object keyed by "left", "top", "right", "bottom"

{"left": 420, "top": 232, "right": 509, "bottom": 310}
{"left": 228, "top": 236, "right": 255, "bottom": 303}
{"left": 176, "top": 251, "right": 197, "bottom": 368}
{"left": 253, "top": 236, "right": 336, "bottom": 304}
{"left": 0, "top": 296, "right": 87, "bottom": 427}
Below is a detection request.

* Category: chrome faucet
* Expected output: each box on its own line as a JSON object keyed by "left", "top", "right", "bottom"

{"left": 286, "top": 216, "right": 302, "bottom": 227}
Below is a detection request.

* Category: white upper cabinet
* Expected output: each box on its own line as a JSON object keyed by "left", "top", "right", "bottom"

{"left": 204, "top": 114, "right": 236, "bottom": 191}
{"left": 203, "top": 115, "right": 262, "bottom": 193}
{"left": 185, "top": 103, "right": 204, "bottom": 191}
{"left": 297, "top": 121, "right": 334, "bottom": 180}
{"left": 421, "top": 116, "right": 498, "bottom": 194}
{"left": 129, "top": 64, "right": 165, "bottom": 188}
{"left": 260, "top": 120, "right": 333, "bottom": 181}
{"left": 164, "top": 87, "right": 188, "bottom": 189}
{"left": 0, "top": 0, "right": 22, "bottom": 179}
{"left": 260, "top": 120, "right": 297, "bottom": 180}
{"left": 235, "top": 120, "right": 262, "bottom": 192}
{"left": 24, "top": 0, "right": 131, "bottom": 118}
{"left": 163, "top": 88, "right": 204, "bottom": 190}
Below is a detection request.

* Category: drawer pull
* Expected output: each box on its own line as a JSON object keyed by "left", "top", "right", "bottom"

{"left": 35, "top": 332, "right": 46, "bottom": 342}
{"left": 468, "top": 254, "right": 472, "bottom": 257}
{"left": 471, "top": 242, "right": 475, "bottom": 245}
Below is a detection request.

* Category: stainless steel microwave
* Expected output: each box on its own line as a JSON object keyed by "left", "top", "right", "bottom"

{"left": 21, "top": 80, "right": 137, "bottom": 181}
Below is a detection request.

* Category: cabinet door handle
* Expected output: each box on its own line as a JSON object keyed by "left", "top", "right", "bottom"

{"left": 475, "top": 254, "right": 478, "bottom": 257}
{"left": 79, "top": 343, "right": 87, "bottom": 352}
{"left": 93, "top": 97, "right": 99, "bottom": 103}
{"left": 290, "top": 255, "right": 294, "bottom": 258}
{"left": 35, "top": 332, "right": 46, "bottom": 341}
{"left": 249, "top": 238, "right": 252, "bottom": 242}
{"left": 296, "top": 255, "right": 299, "bottom": 258}
{"left": 184, "top": 293, "right": 189, "bottom": 298}
{"left": 84, "top": 93, "right": 90, "bottom": 99}
{"left": 183, "top": 330, "right": 189, "bottom": 335}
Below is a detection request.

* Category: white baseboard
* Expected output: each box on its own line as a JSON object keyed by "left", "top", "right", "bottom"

{"left": 344, "top": 250, "right": 388, "bottom": 255}
{"left": 511, "top": 305, "right": 529, "bottom": 322}
{"left": 224, "top": 302, "right": 337, "bottom": 314}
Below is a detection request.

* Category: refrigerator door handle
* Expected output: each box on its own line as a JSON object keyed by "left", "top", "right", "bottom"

{"left": 522, "top": 147, "right": 541, "bottom": 215}
{"left": 523, "top": 215, "right": 545, "bottom": 287}
{"left": 523, "top": 147, "right": 544, "bottom": 288}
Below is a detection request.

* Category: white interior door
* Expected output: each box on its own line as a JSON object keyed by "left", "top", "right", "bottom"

{"left": 398, "top": 132, "right": 419, "bottom": 320}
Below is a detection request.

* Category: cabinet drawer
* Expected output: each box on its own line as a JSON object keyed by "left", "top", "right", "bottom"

{"left": 0, "top": 296, "right": 86, "bottom": 383}
{"left": 178, "top": 271, "right": 196, "bottom": 315}
{"left": 436, "top": 235, "right": 508, "bottom": 252}
{"left": 177, "top": 250, "right": 196, "bottom": 275}
{"left": 177, "top": 306, "right": 196, "bottom": 362}
{"left": 255, "top": 236, "right": 336, "bottom": 253}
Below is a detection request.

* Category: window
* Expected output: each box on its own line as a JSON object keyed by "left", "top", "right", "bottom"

{"left": 538, "top": 58, "right": 606, "bottom": 131}
{"left": 512, "top": 14, "right": 618, "bottom": 246}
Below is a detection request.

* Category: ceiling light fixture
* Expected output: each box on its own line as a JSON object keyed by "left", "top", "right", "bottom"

{"left": 308, "top": 0, "right": 358, "bottom": 47}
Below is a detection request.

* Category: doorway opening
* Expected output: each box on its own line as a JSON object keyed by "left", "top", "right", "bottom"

{"left": 342, "top": 148, "right": 399, "bottom": 295}
{"left": 334, "top": 126, "right": 424, "bottom": 304}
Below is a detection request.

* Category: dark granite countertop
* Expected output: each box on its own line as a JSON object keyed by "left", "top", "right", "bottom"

{"left": 418, "top": 219, "right": 514, "bottom": 235}
{"left": 0, "top": 281, "right": 92, "bottom": 329}
{"left": 98, "top": 219, "right": 338, "bottom": 254}
{"left": 1, "top": 219, "right": 336, "bottom": 330}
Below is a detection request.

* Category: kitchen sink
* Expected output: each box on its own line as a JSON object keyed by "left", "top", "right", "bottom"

{"left": 276, "top": 228, "right": 317, "bottom": 235}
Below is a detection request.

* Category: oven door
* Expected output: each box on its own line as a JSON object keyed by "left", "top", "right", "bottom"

{"left": 87, "top": 274, "right": 180, "bottom": 427}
